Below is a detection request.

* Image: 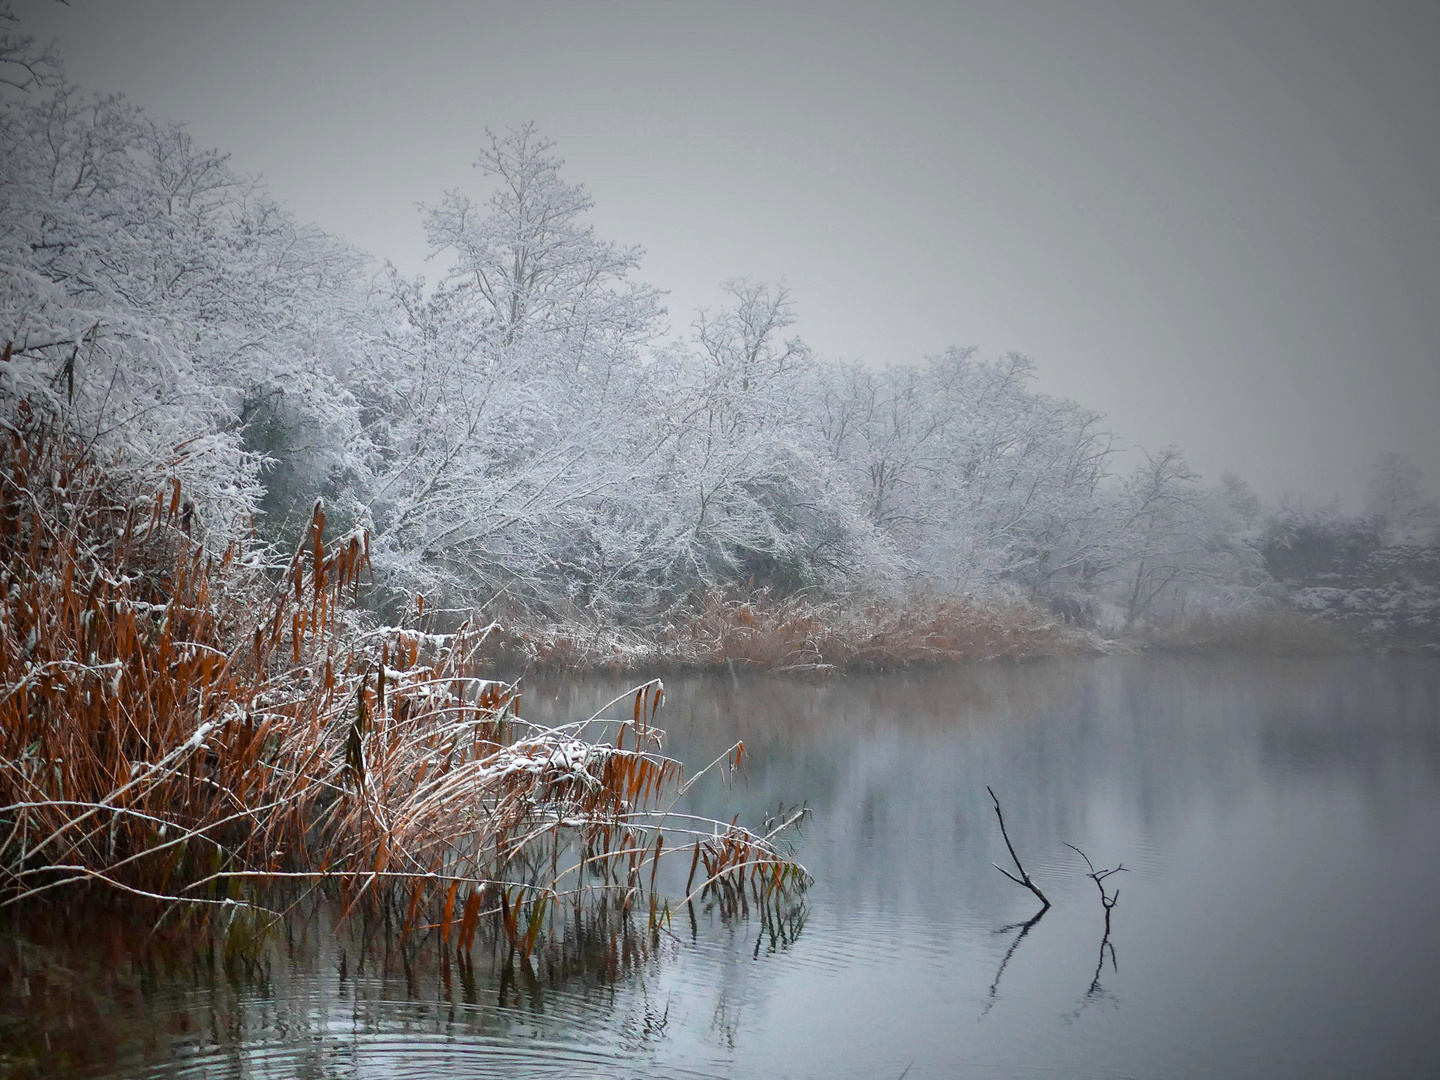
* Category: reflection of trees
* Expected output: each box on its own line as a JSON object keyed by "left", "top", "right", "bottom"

{"left": 526, "top": 657, "right": 1439, "bottom": 1026}
{"left": 531, "top": 658, "right": 1440, "bottom": 910}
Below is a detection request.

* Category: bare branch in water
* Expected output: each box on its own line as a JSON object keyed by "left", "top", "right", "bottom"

{"left": 986, "top": 786, "right": 1050, "bottom": 912}
{"left": 1064, "top": 841, "right": 1127, "bottom": 934}
{"left": 1065, "top": 842, "right": 1129, "bottom": 1002}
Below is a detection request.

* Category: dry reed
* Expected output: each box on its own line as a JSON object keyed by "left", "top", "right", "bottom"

{"left": 0, "top": 381, "right": 807, "bottom": 954}
{"left": 500, "top": 587, "right": 1088, "bottom": 673}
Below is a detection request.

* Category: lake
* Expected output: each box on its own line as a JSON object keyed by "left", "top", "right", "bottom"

{"left": 4, "top": 655, "right": 1439, "bottom": 1079}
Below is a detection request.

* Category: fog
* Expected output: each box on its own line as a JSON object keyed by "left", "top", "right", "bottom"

{"left": 15, "top": 0, "right": 1439, "bottom": 507}
{"left": 5, "top": 10, "right": 1440, "bottom": 1073}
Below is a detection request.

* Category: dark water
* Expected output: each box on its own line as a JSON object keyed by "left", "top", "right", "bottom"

{"left": 4, "top": 655, "right": 1440, "bottom": 1079}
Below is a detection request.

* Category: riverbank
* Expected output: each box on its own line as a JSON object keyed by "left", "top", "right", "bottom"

{"left": 474, "top": 591, "right": 1102, "bottom": 673}
{"left": 469, "top": 593, "right": 1402, "bottom": 675}
{"left": 1128, "top": 608, "right": 1368, "bottom": 656}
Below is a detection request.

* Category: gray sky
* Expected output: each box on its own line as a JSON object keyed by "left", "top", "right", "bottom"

{"left": 17, "top": 0, "right": 1440, "bottom": 506}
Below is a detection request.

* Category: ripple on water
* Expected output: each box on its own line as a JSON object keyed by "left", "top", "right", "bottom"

{"left": 137, "top": 1005, "right": 736, "bottom": 1080}
{"left": 13, "top": 659, "right": 1440, "bottom": 1080}
{"left": 150, "top": 1038, "right": 676, "bottom": 1080}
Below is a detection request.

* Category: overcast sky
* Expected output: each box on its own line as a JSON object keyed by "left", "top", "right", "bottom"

{"left": 16, "top": 0, "right": 1439, "bottom": 506}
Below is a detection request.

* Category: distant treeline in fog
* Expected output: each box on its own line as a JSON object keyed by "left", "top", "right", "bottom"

{"left": 3, "top": 15, "right": 1435, "bottom": 645}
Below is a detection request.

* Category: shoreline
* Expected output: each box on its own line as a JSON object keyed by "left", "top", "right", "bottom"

{"left": 473, "top": 600, "right": 1405, "bottom": 676}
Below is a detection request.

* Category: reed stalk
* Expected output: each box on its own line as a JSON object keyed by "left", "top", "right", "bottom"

{"left": 0, "top": 395, "right": 808, "bottom": 952}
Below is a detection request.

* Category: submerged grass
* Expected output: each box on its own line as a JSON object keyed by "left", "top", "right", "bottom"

{"left": 0, "top": 399, "right": 808, "bottom": 952}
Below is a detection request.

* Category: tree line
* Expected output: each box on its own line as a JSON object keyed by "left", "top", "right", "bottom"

{"left": 3, "top": 10, "right": 1433, "bottom": 637}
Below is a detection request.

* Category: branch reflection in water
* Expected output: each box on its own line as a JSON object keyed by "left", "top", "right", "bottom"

{"left": 1064, "top": 842, "right": 1128, "bottom": 1013}
{"left": 983, "top": 908, "right": 1048, "bottom": 1014}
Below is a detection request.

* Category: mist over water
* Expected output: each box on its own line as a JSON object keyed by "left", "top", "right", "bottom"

{"left": 4, "top": 6, "right": 1440, "bottom": 1077}
{"left": 7, "top": 656, "right": 1438, "bottom": 1080}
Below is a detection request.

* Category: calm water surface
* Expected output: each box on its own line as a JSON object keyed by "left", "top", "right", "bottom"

{"left": 4, "top": 655, "right": 1439, "bottom": 1079}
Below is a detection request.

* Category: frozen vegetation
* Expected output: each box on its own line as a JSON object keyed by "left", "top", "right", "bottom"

{"left": 2, "top": 10, "right": 1437, "bottom": 661}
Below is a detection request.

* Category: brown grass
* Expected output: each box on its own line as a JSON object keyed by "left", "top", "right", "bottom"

{"left": 680, "top": 590, "right": 1086, "bottom": 669}
{"left": 0, "top": 385, "right": 806, "bottom": 950}
{"left": 498, "top": 588, "right": 1091, "bottom": 673}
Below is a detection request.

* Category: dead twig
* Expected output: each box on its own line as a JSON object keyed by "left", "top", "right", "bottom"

{"left": 1064, "top": 841, "right": 1126, "bottom": 934}
{"left": 986, "top": 786, "right": 1050, "bottom": 912}
{"left": 1065, "top": 841, "right": 1128, "bottom": 1001}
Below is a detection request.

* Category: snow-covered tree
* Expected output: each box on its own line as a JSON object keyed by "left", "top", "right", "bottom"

{"left": 816, "top": 349, "right": 1114, "bottom": 592}
{"left": 4, "top": 7, "right": 1308, "bottom": 631}
{"left": 1, "top": 23, "right": 372, "bottom": 540}
{"left": 1364, "top": 452, "right": 1436, "bottom": 542}
{"left": 356, "top": 126, "right": 667, "bottom": 612}
{"left": 642, "top": 280, "right": 890, "bottom": 593}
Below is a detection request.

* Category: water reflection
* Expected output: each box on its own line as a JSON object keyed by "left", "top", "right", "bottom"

{"left": 3, "top": 655, "right": 1439, "bottom": 1079}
